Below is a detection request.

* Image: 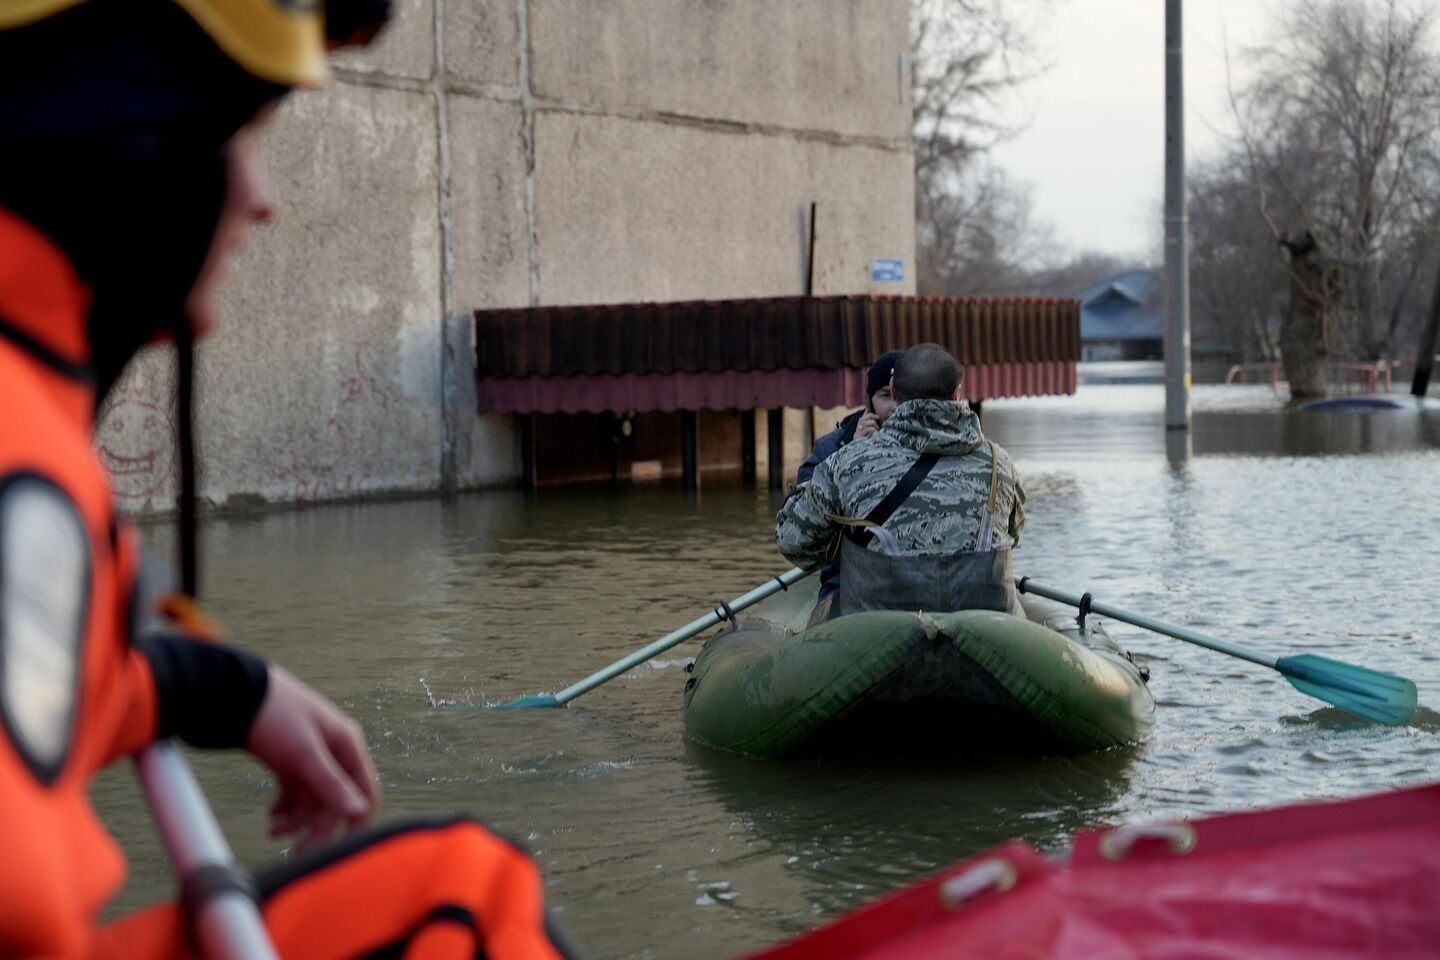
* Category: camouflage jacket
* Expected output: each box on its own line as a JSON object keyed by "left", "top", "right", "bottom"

{"left": 775, "top": 399, "right": 1025, "bottom": 568}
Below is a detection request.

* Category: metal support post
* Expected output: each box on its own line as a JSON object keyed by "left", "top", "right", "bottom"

{"left": 1163, "top": 0, "right": 1192, "bottom": 429}
{"left": 741, "top": 411, "right": 757, "bottom": 485}
{"left": 681, "top": 410, "right": 699, "bottom": 490}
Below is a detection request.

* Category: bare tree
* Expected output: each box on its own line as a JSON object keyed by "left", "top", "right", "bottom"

{"left": 1228, "top": 0, "right": 1440, "bottom": 397}
{"left": 1020, "top": 251, "right": 1136, "bottom": 298}
{"left": 1189, "top": 156, "right": 1287, "bottom": 363}
{"left": 911, "top": 0, "right": 1054, "bottom": 295}
{"left": 916, "top": 162, "right": 1055, "bottom": 294}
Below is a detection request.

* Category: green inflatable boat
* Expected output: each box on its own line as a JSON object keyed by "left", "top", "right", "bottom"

{"left": 681, "top": 578, "right": 1155, "bottom": 757}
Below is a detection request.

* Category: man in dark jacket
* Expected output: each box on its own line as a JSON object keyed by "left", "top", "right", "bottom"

{"left": 790, "top": 350, "right": 902, "bottom": 620}
{"left": 796, "top": 350, "right": 903, "bottom": 485}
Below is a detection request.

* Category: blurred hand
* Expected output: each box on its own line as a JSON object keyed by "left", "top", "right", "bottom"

{"left": 854, "top": 412, "right": 882, "bottom": 440}
{"left": 247, "top": 665, "right": 380, "bottom": 853}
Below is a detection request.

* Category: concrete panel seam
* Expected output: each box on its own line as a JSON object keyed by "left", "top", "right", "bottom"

{"left": 443, "top": 79, "right": 525, "bottom": 102}
{"left": 531, "top": 100, "right": 911, "bottom": 154}
{"left": 518, "top": 0, "right": 540, "bottom": 308}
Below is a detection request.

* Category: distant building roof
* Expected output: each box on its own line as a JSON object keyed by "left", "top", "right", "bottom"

{"left": 1079, "top": 270, "right": 1163, "bottom": 343}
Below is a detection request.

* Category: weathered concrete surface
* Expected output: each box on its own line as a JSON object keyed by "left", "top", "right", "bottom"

{"left": 101, "top": 0, "right": 915, "bottom": 511}
{"left": 529, "top": 0, "right": 910, "bottom": 141}
{"left": 451, "top": 97, "right": 531, "bottom": 311}
{"left": 449, "top": 95, "right": 531, "bottom": 485}
{"left": 532, "top": 110, "right": 916, "bottom": 305}
{"left": 445, "top": 0, "right": 521, "bottom": 88}
{"left": 99, "top": 85, "right": 446, "bottom": 512}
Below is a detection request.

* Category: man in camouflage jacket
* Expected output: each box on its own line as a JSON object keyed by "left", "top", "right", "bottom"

{"left": 776, "top": 343, "right": 1025, "bottom": 616}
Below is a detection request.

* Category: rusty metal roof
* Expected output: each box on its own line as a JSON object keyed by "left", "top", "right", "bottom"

{"left": 474, "top": 295, "right": 1080, "bottom": 413}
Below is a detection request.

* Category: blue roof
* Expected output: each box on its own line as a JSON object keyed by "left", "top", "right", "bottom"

{"left": 1079, "top": 270, "right": 1163, "bottom": 342}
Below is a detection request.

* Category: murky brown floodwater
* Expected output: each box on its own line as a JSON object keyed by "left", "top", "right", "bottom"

{"left": 93, "top": 383, "right": 1440, "bottom": 959}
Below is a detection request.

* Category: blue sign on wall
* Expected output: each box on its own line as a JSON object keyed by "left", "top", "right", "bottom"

{"left": 871, "top": 258, "right": 905, "bottom": 283}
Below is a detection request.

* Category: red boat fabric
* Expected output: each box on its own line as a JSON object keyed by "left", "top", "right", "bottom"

{"left": 744, "top": 782, "right": 1440, "bottom": 960}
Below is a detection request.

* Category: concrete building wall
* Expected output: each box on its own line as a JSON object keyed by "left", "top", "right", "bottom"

{"left": 102, "top": 0, "right": 915, "bottom": 514}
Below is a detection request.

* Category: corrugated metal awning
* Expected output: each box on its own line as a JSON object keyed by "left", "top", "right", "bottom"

{"left": 475, "top": 295, "right": 1079, "bottom": 413}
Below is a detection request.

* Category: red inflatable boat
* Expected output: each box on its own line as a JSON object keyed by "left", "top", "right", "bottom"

{"left": 745, "top": 781, "right": 1440, "bottom": 960}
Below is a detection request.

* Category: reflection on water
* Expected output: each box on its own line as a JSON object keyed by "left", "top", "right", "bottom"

{"left": 996, "top": 382, "right": 1440, "bottom": 459}
{"left": 684, "top": 743, "right": 1139, "bottom": 931}
{"left": 93, "top": 383, "right": 1440, "bottom": 959}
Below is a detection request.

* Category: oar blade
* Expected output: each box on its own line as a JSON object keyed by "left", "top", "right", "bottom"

{"left": 1277, "top": 654, "right": 1418, "bottom": 726}
{"left": 500, "top": 693, "right": 561, "bottom": 709}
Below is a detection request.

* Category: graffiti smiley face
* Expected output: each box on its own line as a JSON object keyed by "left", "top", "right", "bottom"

{"left": 97, "top": 398, "right": 177, "bottom": 501}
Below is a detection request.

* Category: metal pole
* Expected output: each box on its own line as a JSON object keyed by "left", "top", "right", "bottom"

{"left": 538, "top": 566, "right": 816, "bottom": 706}
{"left": 518, "top": 413, "right": 537, "bottom": 489}
{"left": 1164, "top": 0, "right": 1192, "bottom": 429}
{"left": 806, "top": 201, "right": 817, "bottom": 297}
{"left": 1016, "top": 578, "right": 1274, "bottom": 667}
{"left": 741, "top": 411, "right": 757, "bottom": 485}
{"left": 767, "top": 408, "right": 785, "bottom": 489}
{"left": 138, "top": 742, "right": 279, "bottom": 960}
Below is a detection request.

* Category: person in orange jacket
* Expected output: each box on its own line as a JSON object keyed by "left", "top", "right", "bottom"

{"left": 0, "top": 2, "right": 574, "bottom": 957}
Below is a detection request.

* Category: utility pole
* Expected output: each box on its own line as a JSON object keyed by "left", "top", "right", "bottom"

{"left": 1164, "top": 0, "right": 1192, "bottom": 429}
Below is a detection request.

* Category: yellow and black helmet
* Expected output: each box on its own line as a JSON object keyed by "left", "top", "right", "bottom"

{"left": 0, "top": 0, "right": 388, "bottom": 87}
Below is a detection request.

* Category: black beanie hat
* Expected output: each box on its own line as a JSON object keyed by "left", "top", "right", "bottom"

{"left": 867, "top": 350, "right": 903, "bottom": 401}
{"left": 0, "top": 0, "right": 286, "bottom": 398}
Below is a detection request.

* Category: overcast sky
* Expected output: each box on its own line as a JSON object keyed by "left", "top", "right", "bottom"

{"left": 987, "top": 0, "right": 1275, "bottom": 263}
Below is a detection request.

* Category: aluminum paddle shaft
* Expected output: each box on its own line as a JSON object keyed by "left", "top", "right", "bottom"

{"left": 1017, "top": 578, "right": 1275, "bottom": 667}
{"left": 137, "top": 742, "right": 278, "bottom": 960}
{"left": 1017, "top": 577, "right": 1418, "bottom": 726}
{"left": 506, "top": 566, "right": 817, "bottom": 708}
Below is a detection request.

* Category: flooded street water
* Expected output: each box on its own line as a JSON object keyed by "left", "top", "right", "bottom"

{"left": 94, "top": 383, "right": 1440, "bottom": 959}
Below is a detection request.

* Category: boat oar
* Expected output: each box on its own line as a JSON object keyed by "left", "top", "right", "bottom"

{"left": 504, "top": 566, "right": 817, "bottom": 708}
{"left": 137, "top": 741, "right": 279, "bottom": 960}
{"left": 131, "top": 547, "right": 278, "bottom": 958}
{"left": 1016, "top": 577, "right": 1418, "bottom": 726}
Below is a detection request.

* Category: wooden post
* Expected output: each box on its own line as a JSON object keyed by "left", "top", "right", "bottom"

{"left": 741, "top": 411, "right": 757, "bottom": 485}
{"left": 681, "top": 410, "right": 699, "bottom": 491}
{"left": 767, "top": 408, "right": 785, "bottom": 489}
{"left": 518, "top": 413, "right": 537, "bottom": 490}
{"left": 607, "top": 412, "right": 620, "bottom": 484}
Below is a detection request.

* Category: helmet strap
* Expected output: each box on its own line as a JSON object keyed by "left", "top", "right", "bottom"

{"left": 175, "top": 322, "right": 199, "bottom": 597}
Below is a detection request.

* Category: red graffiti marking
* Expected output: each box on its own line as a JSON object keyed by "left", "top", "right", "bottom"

{"left": 274, "top": 342, "right": 392, "bottom": 501}
{"left": 97, "top": 369, "right": 177, "bottom": 501}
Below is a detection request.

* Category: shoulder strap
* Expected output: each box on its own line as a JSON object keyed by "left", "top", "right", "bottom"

{"left": 844, "top": 453, "right": 940, "bottom": 546}
{"left": 987, "top": 442, "right": 999, "bottom": 513}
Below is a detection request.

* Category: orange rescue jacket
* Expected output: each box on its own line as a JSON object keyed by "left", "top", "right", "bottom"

{"left": 0, "top": 205, "right": 169, "bottom": 957}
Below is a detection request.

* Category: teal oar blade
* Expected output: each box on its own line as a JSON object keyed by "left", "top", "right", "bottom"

{"left": 1016, "top": 577, "right": 1421, "bottom": 727}
{"left": 1278, "top": 654, "right": 1418, "bottom": 726}
{"left": 501, "top": 566, "right": 818, "bottom": 709}
{"left": 501, "top": 694, "right": 560, "bottom": 710}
